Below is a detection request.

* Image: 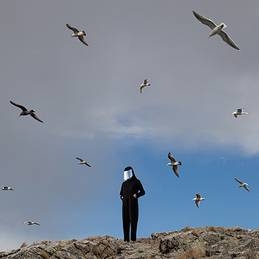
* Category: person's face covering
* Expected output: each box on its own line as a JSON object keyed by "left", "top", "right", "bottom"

{"left": 123, "top": 169, "right": 133, "bottom": 181}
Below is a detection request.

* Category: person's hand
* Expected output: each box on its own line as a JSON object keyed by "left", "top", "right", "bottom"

{"left": 133, "top": 194, "right": 137, "bottom": 198}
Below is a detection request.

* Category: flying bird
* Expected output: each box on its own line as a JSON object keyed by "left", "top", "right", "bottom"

{"left": 2, "top": 186, "right": 14, "bottom": 191}
{"left": 66, "top": 24, "right": 88, "bottom": 46}
{"left": 234, "top": 177, "right": 250, "bottom": 192}
{"left": 192, "top": 11, "right": 240, "bottom": 50}
{"left": 76, "top": 157, "right": 91, "bottom": 167}
{"left": 10, "top": 101, "right": 44, "bottom": 123}
{"left": 232, "top": 108, "right": 248, "bottom": 118}
{"left": 24, "top": 221, "right": 40, "bottom": 226}
{"left": 167, "top": 152, "right": 182, "bottom": 177}
{"left": 193, "top": 193, "right": 205, "bottom": 208}
{"left": 139, "top": 79, "right": 151, "bottom": 93}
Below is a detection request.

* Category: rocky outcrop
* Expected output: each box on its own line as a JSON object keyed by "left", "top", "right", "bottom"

{"left": 1, "top": 227, "right": 259, "bottom": 258}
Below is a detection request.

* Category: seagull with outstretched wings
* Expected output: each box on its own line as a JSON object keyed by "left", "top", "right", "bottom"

{"left": 232, "top": 108, "right": 248, "bottom": 118}
{"left": 193, "top": 193, "right": 205, "bottom": 208}
{"left": 192, "top": 11, "right": 239, "bottom": 50}
{"left": 234, "top": 177, "right": 250, "bottom": 192}
{"left": 10, "top": 101, "right": 44, "bottom": 123}
{"left": 24, "top": 221, "right": 40, "bottom": 226}
{"left": 76, "top": 157, "right": 91, "bottom": 167}
{"left": 167, "top": 152, "right": 182, "bottom": 177}
{"left": 2, "top": 186, "right": 14, "bottom": 191}
{"left": 66, "top": 24, "right": 88, "bottom": 46}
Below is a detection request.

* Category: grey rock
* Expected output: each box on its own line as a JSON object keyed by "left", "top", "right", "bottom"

{"left": 1, "top": 227, "right": 259, "bottom": 258}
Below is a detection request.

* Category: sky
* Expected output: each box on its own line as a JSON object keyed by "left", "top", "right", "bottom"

{"left": 1, "top": 0, "right": 259, "bottom": 250}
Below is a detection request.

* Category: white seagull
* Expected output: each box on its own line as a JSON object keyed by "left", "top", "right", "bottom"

{"left": 76, "top": 157, "right": 91, "bottom": 167}
{"left": 193, "top": 193, "right": 205, "bottom": 208}
{"left": 2, "top": 186, "right": 14, "bottom": 191}
{"left": 24, "top": 221, "right": 40, "bottom": 226}
{"left": 192, "top": 11, "right": 240, "bottom": 50}
{"left": 167, "top": 152, "right": 182, "bottom": 177}
{"left": 139, "top": 79, "right": 151, "bottom": 93}
{"left": 234, "top": 177, "right": 250, "bottom": 192}
{"left": 232, "top": 108, "right": 248, "bottom": 118}
{"left": 10, "top": 101, "right": 44, "bottom": 123}
{"left": 66, "top": 24, "right": 88, "bottom": 46}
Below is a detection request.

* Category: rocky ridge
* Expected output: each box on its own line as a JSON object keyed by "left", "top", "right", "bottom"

{"left": 1, "top": 227, "right": 259, "bottom": 258}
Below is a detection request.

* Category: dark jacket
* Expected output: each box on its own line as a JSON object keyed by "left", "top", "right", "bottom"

{"left": 120, "top": 175, "right": 145, "bottom": 200}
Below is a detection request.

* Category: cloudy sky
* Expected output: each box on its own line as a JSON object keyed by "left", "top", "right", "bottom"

{"left": 1, "top": 0, "right": 259, "bottom": 250}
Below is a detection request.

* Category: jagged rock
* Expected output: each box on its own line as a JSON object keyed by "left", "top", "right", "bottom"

{"left": 1, "top": 227, "right": 259, "bottom": 258}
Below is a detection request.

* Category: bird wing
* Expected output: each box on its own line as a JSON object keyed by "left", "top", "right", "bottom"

{"left": 172, "top": 165, "right": 179, "bottom": 177}
{"left": 10, "top": 101, "right": 27, "bottom": 111}
{"left": 79, "top": 36, "right": 88, "bottom": 46}
{"left": 66, "top": 24, "right": 79, "bottom": 33}
{"left": 195, "top": 200, "right": 199, "bottom": 208}
{"left": 34, "top": 222, "right": 40, "bottom": 225}
{"left": 168, "top": 152, "right": 176, "bottom": 163}
{"left": 218, "top": 30, "right": 240, "bottom": 50}
{"left": 244, "top": 185, "right": 250, "bottom": 192}
{"left": 140, "top": 85, "right": 145, "bottom": 93}
{"left": 30, "top": 112, "right": 44, "bottom": 123}
{"left": 234, "top": 114, "right": 237, "bottom": 118}
{"left": 234, "top": 177, "right": 243, "bottom": 185}
{"left": 85, "top": 162, "right": 91, "bottom": 167}
{"left": 76, "top": 157, "right": 84, "bottom": 162}
{"left": 192, "top": 11, "right": 217, "bottom": 30}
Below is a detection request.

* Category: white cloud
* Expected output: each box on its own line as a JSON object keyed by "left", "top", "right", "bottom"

{"left": 51, "top": 69, "right": 259, "bottom": 155}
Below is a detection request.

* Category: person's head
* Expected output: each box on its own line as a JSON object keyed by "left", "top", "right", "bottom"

{"left": 123, "top": 166, "right": 135, "bottom": 181}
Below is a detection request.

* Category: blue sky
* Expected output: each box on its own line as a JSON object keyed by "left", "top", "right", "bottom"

{"left": 1, "top": 0, "right": 259, "bottom": 250}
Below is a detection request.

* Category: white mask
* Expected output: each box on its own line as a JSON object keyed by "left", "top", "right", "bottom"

{"left": 123, "top": 169, "right": 133, "bottom": 181}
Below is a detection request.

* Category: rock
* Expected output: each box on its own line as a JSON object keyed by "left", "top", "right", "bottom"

{"left": 1, "top": 227, "right": 259, "bottom": 258}
{"left": 159, "top": 237, "right": 182, "bottom": 254}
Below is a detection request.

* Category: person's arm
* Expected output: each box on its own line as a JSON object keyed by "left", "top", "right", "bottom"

{"left": 120, "top": 184, "right": 123, "bottom": 200}
{"left": 135, "top": 180, "right": 145, "bottom": 198}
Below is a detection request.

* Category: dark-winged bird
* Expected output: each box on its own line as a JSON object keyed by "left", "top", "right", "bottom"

{"left": 66, "top": 24, "right": 88, "bottom": 46}
{"left": 76, "top": 157, "right": 91, "bottom": 167}
{"left": 24, "top": 221, "right": 40, "bottom": 226}
{"left": 139, "top": 79, "right": 151, "bottom": 93}
{"left": 10, "top": 101, "right": 43, "bottom": 123}
{"left": 167, "top": 152, "right": 182, "bottom": 177}
{"left": 193, "top": 193, "right": 205, "bottom": 208}
{"left": 234, "top": 177, "right": 250, "bottom": 192}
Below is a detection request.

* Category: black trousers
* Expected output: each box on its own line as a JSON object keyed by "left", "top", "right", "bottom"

{"left": 122, "top": 198, "right": 139, "bottom": 241}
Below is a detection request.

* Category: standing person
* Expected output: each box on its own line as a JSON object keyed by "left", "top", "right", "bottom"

{"left": 120, "top": 166, "right": 145, "bottom": 242}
